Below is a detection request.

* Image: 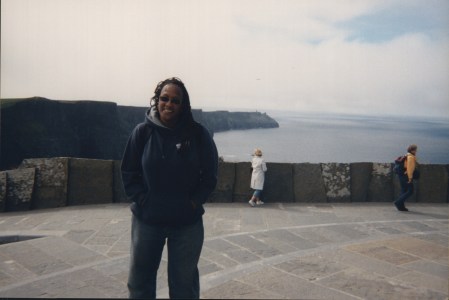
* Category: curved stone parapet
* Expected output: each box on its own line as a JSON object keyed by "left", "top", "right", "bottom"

{"left": 0, "top": 158, "right": 447, "bottom": 212}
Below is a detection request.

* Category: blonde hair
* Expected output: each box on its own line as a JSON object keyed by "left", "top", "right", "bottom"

{"left": 254, "top": 148, "right": 262, "bottom": 156}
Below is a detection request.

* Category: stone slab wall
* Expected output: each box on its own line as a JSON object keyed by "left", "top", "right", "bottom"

{"left": 232, "top": 162, "right": 252, "bottom": 202}
{"left": 447, "top": 165, "right": 449, "bottom": 203}
{"left": 350, "top": 163, "right": 372, "bottom": 202}
{"left": 416, "top": 164, "right": 449, "bottom": 203}
{"left": 367, "top": 163, "right": 394, "bottom": 202}
{"left": 19, "top": 158, "right": 69, "bottom": 209}
{"left": 264, "top": 163, "right": 294, "bottom": 202}
{"left": 321, "top": 163, "right": 351, "bottom": 202}
{"left": 4, "top": 168, "right": 35, "bottom": 211}
{"left": 67, "top": 158, "right": 113, "bottom": 206}
{"left": 293, "top": 163, "right": 327, "bottom": 202}
{"left": 209, "top": 162, "right": 235, "bottom": 203}
{"left": 0, "top": 159, "right": 448, "bottom": 212}
{"left": 0, "top": 172, "right": 7, "bottom": 212}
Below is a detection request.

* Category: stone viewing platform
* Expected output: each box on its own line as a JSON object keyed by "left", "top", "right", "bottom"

{"left": 1, "top": 158, "right": 447, "bottom": 298}
{"left": 0, "top": 157, "right": 447, "bottom": 212}
{"left": 0, "top": 203, "right": 447, "bottom": 298}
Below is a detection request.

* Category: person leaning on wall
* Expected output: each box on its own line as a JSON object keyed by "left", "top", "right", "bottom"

{"left": 249, "top": 148, "right": 267, "bottom": 207}
{"left": 120, "top": 77, "right": 218, "bottom": 299}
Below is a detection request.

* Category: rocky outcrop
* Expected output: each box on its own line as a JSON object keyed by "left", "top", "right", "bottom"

{"left": 200, "top": 111, "right": 279, "bottom": 132}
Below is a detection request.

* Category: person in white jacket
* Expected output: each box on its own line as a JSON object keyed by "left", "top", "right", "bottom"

{"left": 249, "top": 148, "right": 267, "bottom": 207}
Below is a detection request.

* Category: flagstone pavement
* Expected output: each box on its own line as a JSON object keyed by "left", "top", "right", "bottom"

{"left": 0, "top": 202, "right": 448, "bottom": 299}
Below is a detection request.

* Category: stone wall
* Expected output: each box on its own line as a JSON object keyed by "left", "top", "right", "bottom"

{"left": 20, "top": 158, "right": 69, "bottom": 209}
{"left": 0, "top": 158, "right": 448, "bottom": 212}
{"left": 67, "top": 158, "right": 114, "bottom": 206}
{"left": 0, "top": 172, "right": 6, "bottom": 211}
{"left": 4, "top": 168, "right": 35, "bottom": 211}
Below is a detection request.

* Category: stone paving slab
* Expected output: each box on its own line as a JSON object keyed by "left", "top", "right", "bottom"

{"left": 0, "top": 202, "right": 448, "bottom": 299}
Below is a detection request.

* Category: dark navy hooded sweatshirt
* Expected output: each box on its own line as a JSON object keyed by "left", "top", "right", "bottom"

{"left": 121, "top": 107, "right": 218, "bottom": 226}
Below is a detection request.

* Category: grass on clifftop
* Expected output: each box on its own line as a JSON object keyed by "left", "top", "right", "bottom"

{"left": 1, "top": 98, "right": 30, "bottom": 109}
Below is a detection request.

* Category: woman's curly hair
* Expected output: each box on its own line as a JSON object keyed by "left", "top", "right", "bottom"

{"left": 150, "top": 77, "right": 200, "bottom": 148}
{"left": 150, "top": 77, "right": 191, "bottom": 116}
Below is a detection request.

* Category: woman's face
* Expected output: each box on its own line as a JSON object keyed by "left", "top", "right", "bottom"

{"left": 157, "top": 83, "right": 184, "bottom": 128}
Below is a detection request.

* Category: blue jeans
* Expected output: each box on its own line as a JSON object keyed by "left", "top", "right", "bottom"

{"left": 128, "top": 216, "right": 204, "bottom": 299}
{"left": 395, "top": 175, "right": 414, "bottom": 207}
{"left": 253, "top": 189, "right": 263, "bottom": 198}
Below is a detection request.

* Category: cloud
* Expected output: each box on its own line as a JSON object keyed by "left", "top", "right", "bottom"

{"left": 338, "top": 0, "right": 449, "bottom": 43}
{"left": 1, "top": 0, "right": 448, "bottom": 118}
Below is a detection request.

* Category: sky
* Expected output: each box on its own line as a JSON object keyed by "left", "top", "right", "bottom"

{"left": 1, "top": 0, "right": 449, "bottom": 118}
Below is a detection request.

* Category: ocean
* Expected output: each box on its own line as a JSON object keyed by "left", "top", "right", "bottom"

{"left": 212, "top": 111, "right": 449, "bottom": 164}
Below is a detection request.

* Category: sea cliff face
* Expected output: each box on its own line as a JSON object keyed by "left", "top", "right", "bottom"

{"left": 0, "top": 97, "right": 279, "bottom": 170}
{"left": 199, "top": 110, "right": 279, "bottom": 132}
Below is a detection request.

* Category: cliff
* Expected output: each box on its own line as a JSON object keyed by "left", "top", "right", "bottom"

{"left": 0, "top": 97, "right": 279, "bottom": 170}
{"left": 199, "top": 110, "right": 279, "bottom": 132}
{"left": 116, "top": 106, "right": 278, "bottom": 134}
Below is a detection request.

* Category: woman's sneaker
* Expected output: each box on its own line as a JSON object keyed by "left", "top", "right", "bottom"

{"left": 248, "top": 200, "right": 256, "bottom": 207}
{"left": 256, "top": 200, "right": 264, "bottom": 205}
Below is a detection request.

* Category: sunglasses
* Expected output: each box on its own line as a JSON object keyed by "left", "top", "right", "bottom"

{"left": 159, "top": 96, "right": 182, "bottom": 105}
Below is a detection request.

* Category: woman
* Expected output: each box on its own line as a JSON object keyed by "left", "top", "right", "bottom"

{"left": 394, "top": 144, "right": 418, "bottom": 212}
{"left": 249, "top": 148, "right": 267, "bottom": 207}
{"left": 121, "top": 77, "right": 218, "bottom": 299}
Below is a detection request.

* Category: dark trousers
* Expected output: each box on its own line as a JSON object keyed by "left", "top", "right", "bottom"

{"left": 395, "top": 175, "right": 414, "bottom": 207}
{"left": 128, "top": 216, "right": 204, "bottom": 299}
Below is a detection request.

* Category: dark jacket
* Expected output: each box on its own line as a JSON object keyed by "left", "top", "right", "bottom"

{"left": 121, "top": 108, "right": 218, "bottom": 226}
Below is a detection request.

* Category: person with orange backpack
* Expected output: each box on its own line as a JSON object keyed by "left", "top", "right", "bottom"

{"left": 393, "top": 144, "right": 419, "bottom": 211}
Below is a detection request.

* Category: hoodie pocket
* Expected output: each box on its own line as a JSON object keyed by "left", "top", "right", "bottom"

{"left": 139, "top": 192, "right": 195, "bottom": 224}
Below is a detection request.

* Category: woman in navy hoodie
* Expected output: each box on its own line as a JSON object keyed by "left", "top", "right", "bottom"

{"left": 121, "top": 77, "right": 218, "bottom": 299}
